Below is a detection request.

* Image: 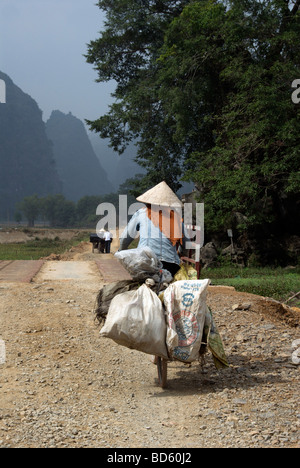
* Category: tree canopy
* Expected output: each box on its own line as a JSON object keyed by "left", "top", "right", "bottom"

{"left": 86, "top": 0, "right": 191, "bottom": 192}
{"left": 86, "top": 0, "right": 300, "bottom": 238}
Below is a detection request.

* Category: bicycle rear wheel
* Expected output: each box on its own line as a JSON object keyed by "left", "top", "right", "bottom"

{"left": 157, "top": 357, "right": 168, "bottom": 389}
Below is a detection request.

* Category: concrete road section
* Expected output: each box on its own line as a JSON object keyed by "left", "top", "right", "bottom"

{"left": 35, "top": 261, "right": 101, "bottom": 282}
{"left": 95, "top": 258, "right": 132, "bottom": 282}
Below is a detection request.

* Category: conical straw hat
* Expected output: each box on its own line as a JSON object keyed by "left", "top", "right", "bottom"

{"left": 136, "top": 181, "right": 183, "bottom": 208}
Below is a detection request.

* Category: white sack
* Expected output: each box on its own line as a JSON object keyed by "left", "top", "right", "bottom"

{"left": 292, "top": 339, "right": 300, "bottom": 365}
{"left": 164, "top": 280, "right": 210, "bottom": 363}
{"left": 115, "top": 247, "right": 173, "bottom": 283}
{"left": 292, "top": 348, "right": 300, "bottom": 365}
{"left": 100, "top": 284, "right": 169, "bottom": 359}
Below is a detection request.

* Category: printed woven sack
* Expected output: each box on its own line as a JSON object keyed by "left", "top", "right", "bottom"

{"left": 164, "top": 280, "right": 210, "bottom": 363}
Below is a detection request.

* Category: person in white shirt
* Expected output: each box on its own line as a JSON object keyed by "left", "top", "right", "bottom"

{"left": 104, "top": 229, "right": 113, "bottom": 254}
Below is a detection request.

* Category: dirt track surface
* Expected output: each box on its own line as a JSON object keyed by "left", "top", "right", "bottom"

{"left": 0, "top": 228, "right": 83, "bottom": 244}
{"left": 0, "top": 242, "right": 299, "bottom": 448}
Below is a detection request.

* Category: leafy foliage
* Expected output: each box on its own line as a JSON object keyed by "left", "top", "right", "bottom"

{"left": 18, "top": 194, "right": 77, "bottom": 228}
{"left": 158, "top": 0, "right": 300, "bottom": 233}
{"left": 18, "top": 195, "right": 41, "bottom": 228}
{"left": 17, "top": 187, "right": 138, "bottom": 228}
{"left": 87, "top": 0, "right": 300, "bottom": 237}
{"left": 86, "top": 0, "right": 190, "bottom": 192}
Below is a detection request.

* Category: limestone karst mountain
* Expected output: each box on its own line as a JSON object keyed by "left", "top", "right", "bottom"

{"left": 46, "top": 110, "right": 113, "bottom": 201}
{"left": 0, "top": 71, "right": 62, "bottom": 220}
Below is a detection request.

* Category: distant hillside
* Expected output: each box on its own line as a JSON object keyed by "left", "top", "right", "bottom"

{"left": 0, "top": 71, "right": 62, "bottom": 220}
{"left": 89, "top": 133, "right": 144, "bottom": 191}
{"left": 46, "top": 111, "right": 113, "bottom": 201}
{"left": 88, "top": 133, "right": 194, "bottom": 194}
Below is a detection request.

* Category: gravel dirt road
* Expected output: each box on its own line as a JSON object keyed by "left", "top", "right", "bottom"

{"left": 0, "top": 241, "right": 299, "bottom": 448}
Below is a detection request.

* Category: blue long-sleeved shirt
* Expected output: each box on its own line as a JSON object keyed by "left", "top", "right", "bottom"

{"left": 119, "top": 208, "right": 181, "bottom": 265}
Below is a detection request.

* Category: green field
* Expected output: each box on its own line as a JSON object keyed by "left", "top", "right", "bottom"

{"left": 205, "top": 266, "right": 300, "bottom": 304}
{"left": 1, "top": 233, "right": 299, "bottom": 304}
{"left": 0, "top": 233, "right": 89, "bottom": 261}
{"left": 125, "top": 240, "right": 300, "bottom": 304}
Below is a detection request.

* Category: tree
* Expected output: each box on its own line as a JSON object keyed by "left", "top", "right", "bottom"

{"left": 87, "top": 0, "right": 300, "bottom": 244}
{"left": 18, "top": 195, "right": 41, "bottom": 227}
{"left": 14, "top": 212, "right": 22, "bottom": 225}
{"left": 77, "top": 195, "right": 103, "bottom": 226}
{"left": 41, "top": 194, "right": 77, "bottom": 228}
{"left": 154, "top": 0, "right": 300, "bottom": 236}
{"left": 86, "top": 0, "right": 190, "bottom": 192}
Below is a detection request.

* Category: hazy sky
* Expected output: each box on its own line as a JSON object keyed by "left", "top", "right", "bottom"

{"left": 0, "top": 0, "right": 115, "bottom": 123}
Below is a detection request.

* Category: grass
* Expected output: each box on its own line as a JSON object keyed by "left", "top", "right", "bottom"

{"left": 6, "top": 230, "right": 295, "bottom": 305}
{"left": 0, "top": 233, "right": 89, "bottom": 261}
{"left": 124, "top": 239, "right": 300, "bottom": 304}
{"left": 205, "top": 265, "right": 300, "bottom": 304}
